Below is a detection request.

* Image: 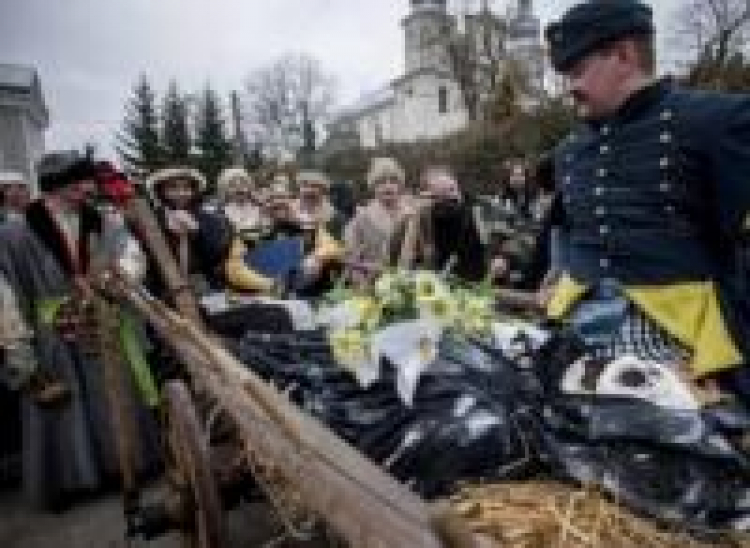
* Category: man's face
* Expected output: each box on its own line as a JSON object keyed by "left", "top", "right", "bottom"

{"left": 508, "top": 165, "right": 526, "bottom": 190}
{"left": 267, "top": 196, "right": 291, "bottom": 222}
{"left": 2, "top": 183, "right": 31, "bottom": 212}
{"left": 565, "top": 45, "right": 630, "bottom": 119}
{"left": 60, "top": 178, "right": 97, "bottom": 209}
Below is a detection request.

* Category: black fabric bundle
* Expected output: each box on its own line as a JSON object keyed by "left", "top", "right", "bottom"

{"left": 230, "top": 321, "right": 750, "bottom": 531}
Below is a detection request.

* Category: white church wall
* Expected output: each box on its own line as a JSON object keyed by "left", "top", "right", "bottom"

{"left": 390, "top": 73, "right": 466, "bottom": 143}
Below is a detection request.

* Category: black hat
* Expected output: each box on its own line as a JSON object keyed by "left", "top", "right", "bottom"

{"left": 38, "top": 151, "right": 98, "bottom": 193}
{"left": 545, "top": 0, "right": 654, "bottom": 73}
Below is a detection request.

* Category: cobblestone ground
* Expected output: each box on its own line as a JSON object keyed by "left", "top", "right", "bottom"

{"left": 0, "top": 489, "right": 335, "bottom": 548}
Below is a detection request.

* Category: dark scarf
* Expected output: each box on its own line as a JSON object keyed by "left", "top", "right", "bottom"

{"left": 428, "top": 200, "right": 487, "bottom": 282}
{"left": 24, "top": 200, "right": 102, "bottom": 278}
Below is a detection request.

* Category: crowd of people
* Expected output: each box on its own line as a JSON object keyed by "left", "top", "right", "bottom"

{"left": 1, "top": 0, "right": 749, "bottom": 531}
{"left": 0, "top": 151, "right": 551, "bottom": 511}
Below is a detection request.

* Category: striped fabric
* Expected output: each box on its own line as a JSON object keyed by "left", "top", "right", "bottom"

{"left": 568, "top": 279, "right": 690, "bottom": 364}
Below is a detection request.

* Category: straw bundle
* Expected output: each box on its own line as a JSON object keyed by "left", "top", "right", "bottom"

{"left": 449, "top": 481, "right": 748, "bottom": 548}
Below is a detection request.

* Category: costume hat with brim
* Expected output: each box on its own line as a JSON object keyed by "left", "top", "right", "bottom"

{"left": 145, "top": 167, "right": 207, "bottom": 198}
{"left": 38, "top": 151, "right": 99, "bottom": 193}
{"left": 0, "top": 171, "right": 27, "bottom": 187}
{"left": 545, "top": 0, "right": 654, "bottom": 73}
{"left": 367, "top": 157, "right": 405, "bottom": 189}
{"left": 217, "top": 167, "right": 254, "bottom": 195}
{"left": 296, "top": 170, "right": 331, "bottom": 190}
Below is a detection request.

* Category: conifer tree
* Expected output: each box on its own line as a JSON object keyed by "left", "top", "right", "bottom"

{"left": 116, "top": 74, "right": 163, "bottom": 175}
{"left": 194, "top": 85, "right": 233, "bottom": 185}
{"left": 161, "top": 80, "right": 191, "bottom": 165}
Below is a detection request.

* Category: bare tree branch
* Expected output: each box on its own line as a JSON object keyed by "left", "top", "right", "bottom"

{"left": 244, "top": 53, "right": 337, "bottom": 158}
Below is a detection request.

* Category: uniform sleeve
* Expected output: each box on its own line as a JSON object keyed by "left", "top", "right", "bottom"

{"left": 710, "top": 95, "right": 750, "bottom": 239}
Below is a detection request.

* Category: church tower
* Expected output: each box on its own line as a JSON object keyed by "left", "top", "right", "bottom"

{"left": 402, "top": 0, "right": 452, "bottom": 73}
{"left": 506, "top": 0, "right": 544, "bottom": 93}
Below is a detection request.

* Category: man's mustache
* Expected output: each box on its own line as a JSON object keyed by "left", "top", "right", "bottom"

{"left": 570, "top": 90, "right": 587, "bottom": 104}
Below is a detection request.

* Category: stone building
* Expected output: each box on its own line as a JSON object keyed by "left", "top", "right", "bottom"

{"left": 0, "top": 64, "right": 49, "bottom": 191}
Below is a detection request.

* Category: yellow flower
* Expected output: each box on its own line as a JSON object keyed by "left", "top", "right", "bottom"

{"left": 353, "top": 296, "right": 383, "bottom": 331}
{"left": 418, "top": 335, "right": 438, "bottom": 363}
{"left": 417, "top": 293, "right": 457, "bottom": 323}
{"left": 414, "top": 270, "right": 447, "bottom": 301}
{"left": 374, "top": 270, "right": 410, "bottom": 309}
{"left": 330, "top": 328, "right": 371, "bottom": 367}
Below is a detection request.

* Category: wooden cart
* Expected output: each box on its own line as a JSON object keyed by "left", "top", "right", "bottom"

{"left": 91, "top": 196, "right": 491, "bottom": 548}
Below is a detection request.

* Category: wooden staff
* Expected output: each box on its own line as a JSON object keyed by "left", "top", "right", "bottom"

{"left": 109, "top": 275, "right": 486, "bottom": 548}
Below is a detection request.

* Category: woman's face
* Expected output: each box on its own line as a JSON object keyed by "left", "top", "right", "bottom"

{"left": 226, "top": 186, "right": 253, "bottom": 205}
{"left": 160, "top": 177, "right": 196, "bottom": 209}
{"left": 374, "top": 177, "right": 402, "bottom": 206}
{"left": 2, "top": 183, "right": 31, "bottom": 212}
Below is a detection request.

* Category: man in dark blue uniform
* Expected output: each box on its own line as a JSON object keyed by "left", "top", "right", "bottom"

{"left": 543, "top": 0, "right": 750, "bottom": 396}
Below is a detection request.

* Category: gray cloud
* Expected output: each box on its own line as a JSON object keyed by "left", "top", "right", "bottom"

{"left": 0, "top": 0, "right": 679, "bottom": 160}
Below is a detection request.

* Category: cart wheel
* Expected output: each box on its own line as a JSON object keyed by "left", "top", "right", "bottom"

{"left": 163, "top": 380, "right": 225, "bottom": 548}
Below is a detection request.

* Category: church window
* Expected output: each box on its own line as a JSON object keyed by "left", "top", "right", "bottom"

{"left": 438, "top": 86, "right": 448, "bottom": 114}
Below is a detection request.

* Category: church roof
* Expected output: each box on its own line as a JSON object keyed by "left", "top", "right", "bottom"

{"left": 0, "top": 64, "right": 37, "bottom": 89}
{"left": 333, "top": 85, "right": 396, "bottom": 121}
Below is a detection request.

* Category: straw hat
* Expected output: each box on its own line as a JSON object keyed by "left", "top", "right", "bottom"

{"left": 366, "top": 157, "right": 405, "bottom": 189}
{"left": 145, "top": 167, "right": 207, "bottom": 196}
{"left": 217, "top": 167, "right": 254, "bottom": 196}
{"left": 296, "top": 170, "right": 331, "bottom": 190}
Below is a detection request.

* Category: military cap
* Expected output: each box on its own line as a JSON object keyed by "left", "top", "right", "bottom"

{"left": 545, "top": 0, "right": 654, "bottom": 73}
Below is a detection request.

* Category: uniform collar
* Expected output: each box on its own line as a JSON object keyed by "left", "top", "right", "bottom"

{"left": 589, "top": 77, "right": 673, "bottom": 129}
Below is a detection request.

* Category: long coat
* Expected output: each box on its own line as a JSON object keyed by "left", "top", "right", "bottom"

{"left": 0, "top": 201, "right": 157, "bottom": 509}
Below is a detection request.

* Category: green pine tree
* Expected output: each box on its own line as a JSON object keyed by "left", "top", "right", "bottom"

{"left": 161, "top": 80, "right": 191, "bottom": 165}
{"left": 116, "top": 74, "right": 163, "bottom": 175}
{"left": 194, "top": 86, "right": 233, "bottom": 185}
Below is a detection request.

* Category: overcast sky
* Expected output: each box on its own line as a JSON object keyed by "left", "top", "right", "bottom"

{"left": 0, "top": 0, "right": 679, "bottom": 160}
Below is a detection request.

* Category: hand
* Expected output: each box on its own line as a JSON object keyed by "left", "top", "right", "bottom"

{"left": 534, "top": 285, "right": 554, "bottom": 311}
{"left": 302, "top": 255, "right": 323, "bottom": 280}
{"left": 25, "top": 372, "right": 71, "bottom": 408}
{"left": 166, "top": 210, "right": 198, "bottom": 234}
{"left": 489, "top": 255, "right": 509, "bottom": 281}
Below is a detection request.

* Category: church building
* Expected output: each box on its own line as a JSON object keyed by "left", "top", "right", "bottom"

{"left": 328, "top": 0, "right": 544, "bottom": 149}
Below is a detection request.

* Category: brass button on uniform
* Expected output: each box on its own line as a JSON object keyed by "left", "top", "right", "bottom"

{"left": 660, "top": 132, "right": 673, "bottom": 144}
{"left": 597, "top": 168, "right": 608, "bottom": 178}
{"left": 660, "top": 157, "right": 670, "bottom": 169}
{"left": 600, "top": 257, "right": 611, "bottom": 269}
